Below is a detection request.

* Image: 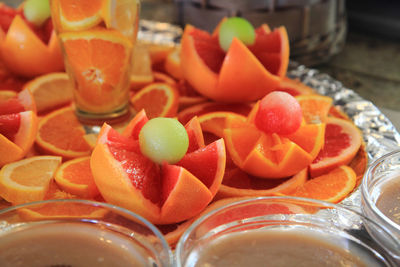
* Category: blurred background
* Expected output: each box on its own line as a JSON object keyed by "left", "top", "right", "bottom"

{"left": 2, "top": 0, "right": 399, "bottom": 129}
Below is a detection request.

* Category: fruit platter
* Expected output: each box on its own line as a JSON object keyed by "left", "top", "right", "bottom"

{"left": 0, "top": 0, "right": 400, "bottom": 252}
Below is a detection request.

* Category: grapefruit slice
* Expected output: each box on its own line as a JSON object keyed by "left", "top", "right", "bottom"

{"left": 309, "top": 117, "right": 362, "bottom": 177}
{"left": 278, "top": 77, "right": 315, "bottom": 96}
{"left": 91, "top": 111, "right": 226, "bottom": 224}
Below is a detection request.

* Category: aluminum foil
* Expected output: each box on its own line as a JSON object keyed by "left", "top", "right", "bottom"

{"left": 137, "top": 20, "right": 400, "bottom": 211}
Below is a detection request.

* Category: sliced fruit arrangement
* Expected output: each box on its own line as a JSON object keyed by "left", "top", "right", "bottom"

{"left": 0, "top": 89, "right": 38, "bottom": 166}
{"left": 180, "top": 17, "right": 289, "bottom": 102}
{"left": 91, "top": 110, "right": 226, "bottom": 224}
{"left": 0, "top": 3, "right": 64, "bottom": 77}
{"left": 224, "top": 91, "right": 325, "bottom": 179}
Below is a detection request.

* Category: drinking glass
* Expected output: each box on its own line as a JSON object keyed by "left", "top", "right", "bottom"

{"left": 176, "top": 196, "right": 400, "bottom": 266}
{"left": 0, "top": 199, "right": 173, "bottom": 267}
{"left": 50, "top": 0, "right": 140, "bottom": 123}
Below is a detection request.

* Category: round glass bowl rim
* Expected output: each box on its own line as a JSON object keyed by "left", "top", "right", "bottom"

{"left": 0, "top": 198, "right": 174, "bottom": 265}
{"left": 176, "top": 195, "right": 400, "bottom": 264}
{"left": 362, "top": 149, "right": 400, "bottom": 232}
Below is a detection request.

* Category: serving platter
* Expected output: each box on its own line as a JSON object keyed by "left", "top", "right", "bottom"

{"left": 138, "top": 19, "right": 400, "bottom": 211}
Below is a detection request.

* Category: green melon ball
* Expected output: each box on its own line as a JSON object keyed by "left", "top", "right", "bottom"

{"left": 218, "top": 17, "right": 256, "bottom": 52}
{"left": 23, "top": 0, "right": 51, "bottom": 27}
{"left": 139, "top": 117, "right": 189, "bottom": 164}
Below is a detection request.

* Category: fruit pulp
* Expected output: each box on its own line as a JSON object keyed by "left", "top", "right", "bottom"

{"left": 184, "top": 228, "right": 385, "bottom": 267}
{"left": 51, "top": 0, "right": 140, "bottom": 121}
{"left": 0, "top": 221, "right": 151, "bottom": 267}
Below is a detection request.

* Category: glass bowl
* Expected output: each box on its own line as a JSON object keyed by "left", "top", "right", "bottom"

{"left": 361, "top": 150, "right": 400, "bottom": 251}
{"left": 0, "top": 199, "right": 174, "bottom": 267}
{"left": 176, "top": 196, "right": 400, "bottom": 266}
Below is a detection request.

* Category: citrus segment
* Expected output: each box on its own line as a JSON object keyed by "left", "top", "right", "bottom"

{"left": 284, "top": 123, "right": 325, "bottom": 159}
{"left": 223, "top": 124, "right": 262, "bottom": 165}
{"left": 130, "top": 83, "right": 179, "bottom": 119}
{"left": 248, "top": 26, "right": 289, "bottom": 77}
{"left": 242, "top": 134, "right": 313, "bottom": 178}
{"left": 180, "top": 25, "right": 219, "bottom": 99}
{"left": 23, "top": 72, "right": 73, "bottom": 113}
{"left": 184, "top": 116, "right": 205, "bottom": 153}
{"left": 216, "top": 38, "right": 281, "bottom": 102}
{"left": 292, "top": 165, "right": 357, "bottom": 203}
{"left": 310, "top": 117, "right": 362, "bottom": 177}
{"left": 0, "top": 156, "right": 62, "bottom": 204}
{"left": 198, "top": 112, "right": 247, "bottom": 138}
{"left": 177, "top": 139, "right": 226, "bottom": 197}
{"left": 55, "top": 156, "right": 100, "bottom": 199}
{"left": 0, "top": 90, "right": 17, "bottom": 101}
{"left": 56, "top": 0, "right": 103, "bottom": 31}
{"left": 0, "top": 15, "right": 64, "bottom": 77}
{"left": 296, "top": 94, "right": 333, "bottom": 123}
{"left": 13, "top": 110, "right": 39, "bottom": 154}
{"left": 0, "top": 134, "right": 23, "bottom": 167}
{"left": 36, "top": 107, "right": 92, "bottom": 158}
{"left": 59, "top": 29, "right": 132, "bottom": 113}
{"left": 160, "top": 164, "right": 213, "bottom": 224}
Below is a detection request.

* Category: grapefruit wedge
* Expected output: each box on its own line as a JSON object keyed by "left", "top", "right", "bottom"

{"left": 91, "top": 110, "right": 226, "bottom": 224}
{"left": 180, "top": 20, "right": 289, "bottom": 103}
{"left": 0, "top": 89, "right": 38, "bottom": 166}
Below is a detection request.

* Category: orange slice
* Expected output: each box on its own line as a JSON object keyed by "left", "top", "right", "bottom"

{"left": 55, "top": 0, "right": 103, "bottom": 31}
{"left": 23, "top": 72, "right": 73, "bottom": 114}
{"left": 130, "top": 43, "right": 154, "bottom": 90}
{"left": 292, "top": 165, "right": 357, "bottom": 203}
{"left": 36, "top": 106, "right": 93, "bottom": 159}
{"left": 130, "top": 83, "right": 179, "bottom": 119}
{"left": 59, "top": 29, "right": 133, "bottom": 113}
{"left": 141, "top": 41, "right": 175, "bottom": 66}
{"left": 0, "top": 156, "right": 62, "bottom": 204}
{"left": 55, "top": 156, "right": 100, "bottom": 199}
{"left": 198, "top": 111, "right": 247, "bottom": 138}
{"left": 296, "top": 94, "right": 333, "bottom": 123}
{"left": 101, "top": 0, "right": 139, "bottom": 37}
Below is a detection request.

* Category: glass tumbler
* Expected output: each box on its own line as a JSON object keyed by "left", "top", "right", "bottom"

{"left": 50, "top": 0, "right": 140, "bottom": 122}
{"left": 0, "top": 199, "right": 173, "bottom": 266}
